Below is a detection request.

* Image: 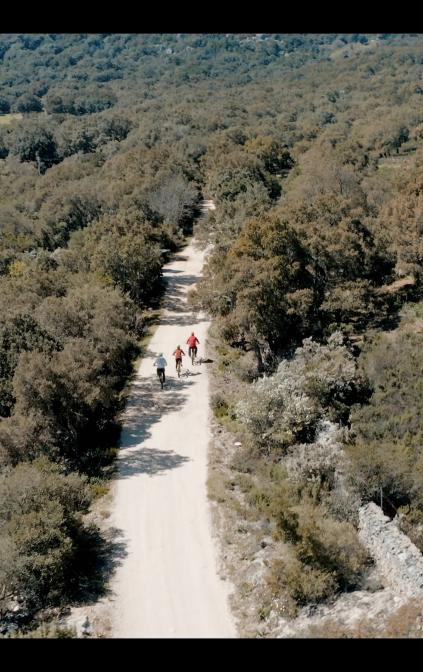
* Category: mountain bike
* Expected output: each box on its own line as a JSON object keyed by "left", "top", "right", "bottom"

{"left": 176, "top": 359, "right": 182, "bottom": 378}
{"left": 189, "top": 346, "right": 197, "bottom": 366}
{"left": 157, "top": 368, "right": 165, "bottom": 389}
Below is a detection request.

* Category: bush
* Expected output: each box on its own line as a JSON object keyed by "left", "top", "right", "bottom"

{"left": 267, "top": 553, "right": 337, "bottom": 607}
{"left": 284, "top": 438, "right": 341, "bottom": 499}
{"left": 211, "top": 392, "right": 229, "bottom": 419}
{"left": 7, "top": 621, "right": 77, "bottom": 638}
{"left": 235, "top": 350, "right": 261, "bottom": 382}
{"left": 236, "top": 332, "right": 365, "bottom": 454}
{"left": 43, "top": 85, "right": 117, "bottom": 115}
{"left": 0, "top": 97, "right": 11, "bottom": 114}
{"left": 7, "top": 118, "right": 59, "bottom": 172}
{"left": 293, "top": 504, "right": 369, "bottom": 589}
{"left": 0, "top": 458, "right": 92, "bottom": 616}
{"left": 345, "top": 327, "right": 423, "bottom": 510}
{"left": 16, "top": 94, "right": 42, "bottom": 113}
{"left": 268, "top": 498, "right": 369, "bottom": 603}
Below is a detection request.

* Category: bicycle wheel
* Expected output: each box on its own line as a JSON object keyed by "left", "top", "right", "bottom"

{"left": 177, "top": 361, "right": 181, "bottom": 378}
{"left": 159, "top": 371, "right": 164, "bottom": 389}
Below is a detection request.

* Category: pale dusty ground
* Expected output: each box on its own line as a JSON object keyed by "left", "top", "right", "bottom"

{"left": 68, "top": 223, "right": 237, "bottom": 638}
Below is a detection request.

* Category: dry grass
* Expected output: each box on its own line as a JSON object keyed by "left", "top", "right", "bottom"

{"left": 328, "top": 41, "right": 376, "bottom": 61}
{"left": 304, "top": 599, "right": 423, "bottom": 638}
{"left": 205, "top": 330, "right": 291, "bottom": 637}
{"left": 377, "top": 275, "right": 415, "bottom": 294}
{"left": 0, "top": 112, "right": 23, "bottom": 125}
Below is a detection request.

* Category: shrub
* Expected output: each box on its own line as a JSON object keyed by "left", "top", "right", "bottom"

{"left": 397, "top": 507, "right": 423, "bottom": 553}
{"left": 284, "top": 422, "right": 343, "bottom": 497}
{"left": 236, "top": 350, "right": 261, "bottom": 382}
{"left": 236, "top": 332, "right": 365, "bottom": 454}
{"left": 6, "top": 621, "right": 77, "bottom": 638}
{"left": 0, "top": 458, "right": 92, "bottom": 616}
{"left": 16, "top": 94, "right": 43, "bottom": 113}
{"left": 268, "top": 498, "right": 369, "bottom": 602}
{"left": 325, "top": 483, "right": 362, "bottom": 524}
{"left": 0, "top": 97, "right": 11, "bottom": 114}
{"left": 345, "top": 327, "right": 423, "bottom": 510}
{"left": 294, "top": 504, "right": 369, "bottom": 589}
{"left": 211, "top": 392, "right": 229, "bottom": 419}
{"left": 267, "top": 553, "right": 337, "bottom": 607}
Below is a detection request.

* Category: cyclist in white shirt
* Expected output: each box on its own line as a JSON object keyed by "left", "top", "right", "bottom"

{"left": 153, "top": 353, "right": 167, "bottom": 387}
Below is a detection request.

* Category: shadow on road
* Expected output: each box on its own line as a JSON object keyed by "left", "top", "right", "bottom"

{"left": 119, "top": 447, "right": 190, "bottom": 478}
{"left": 163, "top": 273, "right": 200, "bottom": 285}
{"left": 117, "top": 377, "right": 194, "bottom": 479}
{"left": 162, "top": 275, "right": 200, "bottom": 310}
{"left": 114, "top": 248, "right": 207, "bottom": 481}
{"left": 68, "top": 524, "right": 128, "bottom": 607}
{"left": 160, "top": 312, "right": 207, "bottom": 327}
{"left": 171, "top": 254, "right": 188, "bottom": 262}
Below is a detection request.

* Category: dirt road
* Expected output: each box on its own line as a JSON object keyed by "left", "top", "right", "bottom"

{"left": 108, "top": 235, "right": 236, "bottom": 638}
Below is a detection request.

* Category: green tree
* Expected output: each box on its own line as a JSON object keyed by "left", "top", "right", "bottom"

{"left": 0, "top": 458, "right": 91, "bottom": 616}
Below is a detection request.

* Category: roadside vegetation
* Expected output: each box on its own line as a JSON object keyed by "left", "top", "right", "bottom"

{"left": 1, "top": 32, "right": 423, "bottom": 636}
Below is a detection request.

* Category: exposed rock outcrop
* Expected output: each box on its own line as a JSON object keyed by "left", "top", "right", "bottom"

{"left": 359, "top": 502, "right": 423, "bottom": 597}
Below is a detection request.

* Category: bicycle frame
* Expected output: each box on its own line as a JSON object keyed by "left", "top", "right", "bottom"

{"left": 157, "top": 368, "right": 165, "bottom": 388}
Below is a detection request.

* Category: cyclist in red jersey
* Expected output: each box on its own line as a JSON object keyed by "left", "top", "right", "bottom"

{"left": 186, "top": 332, "right": 200, "bottom": 362}
{"left": 173, "top": 345, "right": 185, "bottom": 371}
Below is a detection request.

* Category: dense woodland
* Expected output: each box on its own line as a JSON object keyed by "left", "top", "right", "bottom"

{"left": 1, "top": 33, "right": 423, "bottom": 636}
